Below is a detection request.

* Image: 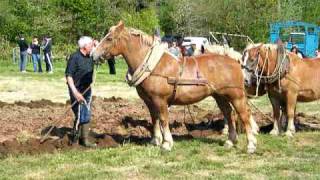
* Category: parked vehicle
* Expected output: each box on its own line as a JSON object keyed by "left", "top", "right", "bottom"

{"left": 270, "top": 21, "right": 320, "bottom": 57}
{"left": 182, "top": 37, "right": 209, "bottom": 50}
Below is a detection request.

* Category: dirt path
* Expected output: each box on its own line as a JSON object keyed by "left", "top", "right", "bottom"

{"left": 0, "top": 97, "right": 319, "bottom": 156}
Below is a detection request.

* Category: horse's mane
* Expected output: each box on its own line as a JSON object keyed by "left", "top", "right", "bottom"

{"left": 124, "top": 27, "right": 155, "bottom": 47}
{"left": 245, "top": 43, "right": 263, "bottom": 50}
{"left": 205, "top": 44, "right": 242, "bottom": 62}
{"left": 263, "top": 43, "right": 277, "bottom": 50}
{"left": 245, "top": 43, "right": 278, "bottom": 51}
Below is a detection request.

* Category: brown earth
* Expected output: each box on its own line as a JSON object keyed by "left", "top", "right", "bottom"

{"left": 0, "top": 97, "right": 319, "bottom": 156}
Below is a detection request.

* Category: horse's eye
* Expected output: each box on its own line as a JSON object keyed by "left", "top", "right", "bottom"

{"left": 106, "top": 37, "right": 112, "bottom": 41}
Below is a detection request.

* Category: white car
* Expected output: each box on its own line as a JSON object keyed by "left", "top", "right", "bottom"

{"left": 181, "top": 37, "right": 209, "bottom": 49}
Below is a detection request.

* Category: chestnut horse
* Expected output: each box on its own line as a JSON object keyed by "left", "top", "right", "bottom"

{"left": 243, "top": 43, "right": 320, "bottom": 137}
{"left": 92, "top": 21, "right": 257, "bottom": 153}
{"left": 203, "top": 44, "right": 266, "bottom": 96}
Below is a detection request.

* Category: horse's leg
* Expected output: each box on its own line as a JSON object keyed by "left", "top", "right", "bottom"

{"left": 153, "top": 98, "right": 173, "bottom": 151}
{"left": 249, "top": 110, "right": 259, "bottom": 135}
{"left": 143, "top": 100, "right": 163, "bottom": 146}
{"left": 268, "top": 94, "right": 281, "bottom": 136}
{"left": 213, "top": 95, "right": 237, "bottom": 148}
{"left": 285, "top": 92, "right": 297, "bottom": 137}
{"left": 137, "top": 87, "right": 163, "bottom": 146}
{"left": 231, "top": 97, "right": 257, "bottom": 153}
{"left": 279, "top": 105, "right": 287, "bottom": 133}
{"left": 221, "top": 117, "right": 229, "bottom": 135}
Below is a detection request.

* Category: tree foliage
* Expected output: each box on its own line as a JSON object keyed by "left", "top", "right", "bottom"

{"left": 0, "top": 0, "right": 158, "bottom": 44}
{"left": 0, "top": 0, "right": 319, "bottom": 47}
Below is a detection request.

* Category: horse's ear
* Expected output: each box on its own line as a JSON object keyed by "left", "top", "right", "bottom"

{"left": 246, "top": 42, "right": 254, "bottom": 46}
{"left": 116, "top": 21, "right": 125, "bottom": 31}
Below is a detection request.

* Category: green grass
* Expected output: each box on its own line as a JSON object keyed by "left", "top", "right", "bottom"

{"left": 0, "top": 58, "right": 129, "bottom": 84}
{"left": 0, "top": 132, "right": 319, "bottom": 179}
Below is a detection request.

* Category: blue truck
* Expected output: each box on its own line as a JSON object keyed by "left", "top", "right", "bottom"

{"left": 269, "top": 21, "right": 320, "bottom": 57}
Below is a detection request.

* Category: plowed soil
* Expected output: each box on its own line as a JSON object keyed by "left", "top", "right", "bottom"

{"left": 0, "top": 97, "right": 319, "bottom": 156}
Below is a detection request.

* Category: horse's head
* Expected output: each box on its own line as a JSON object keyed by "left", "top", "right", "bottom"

{"left": 242, "top": 43, "right": 263, "bottom": 86}
{"left": 242, "top": 43, "right": 279, "bottom": 86}
{"left": 91, "top": 21, "right": 126, "bottom": 63}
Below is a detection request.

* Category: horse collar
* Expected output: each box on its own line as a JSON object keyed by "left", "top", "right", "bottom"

{"left": 126, "top": 43, "right": 166, "bottom": 86}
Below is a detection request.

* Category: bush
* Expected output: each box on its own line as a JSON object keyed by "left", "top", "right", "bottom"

{"left": 0, "top": 37, "right": 15, "bottom": 61}
{"left": 51, "top": 44, "right": 77, "bottom": 61}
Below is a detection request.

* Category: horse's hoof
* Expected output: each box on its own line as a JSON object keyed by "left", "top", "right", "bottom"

{"left": 224, "top": 140, "right": 234, "bottom": 149}
{"left": 269, "top": 129, "right": 279, "bottom": 136}
{"left": 247, "top": 142, "right": 256, "bottom": 154}
{"left": 285, "top": 131, "right": 294, "bottom": 138}
{"left": 161, "top": 142, "right": 172, "bottom": 151}
{"left": 247, "top": 146, "right": 256, "bottom": 154}
{"left": 150, "top": 137, "right": 162, "bottom": 146}
{"left": 222, "top": 126, "right": 229, "bottom": 135}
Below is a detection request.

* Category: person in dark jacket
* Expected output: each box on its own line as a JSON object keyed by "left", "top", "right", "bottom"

{"left": 30, "top": 37, "right": 42, "bottom": 72}
{"left": 65, "top": 36, "right": 96, "bottom": 148}
{"left": 107, "top": 57, "right": 116, "bottom": 75}
{"left": 42, "top": 36, "right": 53, "bottom": 73}
{"left": 17, "top": 35, "right": 29, "bottom": 72}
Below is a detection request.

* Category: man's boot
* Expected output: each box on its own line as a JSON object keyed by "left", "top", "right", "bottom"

{"left": 70, "top": 121, "right": 80, "bottom": 145}
{"left": 79, "top": 123, "right": 97, "bottom": 148}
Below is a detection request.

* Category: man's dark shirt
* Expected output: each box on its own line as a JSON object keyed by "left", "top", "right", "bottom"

{"left": 18, "top": 39, "right": 28, "bottom": 51}
{"left": 65, "top": 49, "right": 94, "bottom": 90}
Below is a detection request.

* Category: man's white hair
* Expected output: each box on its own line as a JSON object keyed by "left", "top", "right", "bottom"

{"left": 78, "top": 36, "right": 93, "bottom": 48}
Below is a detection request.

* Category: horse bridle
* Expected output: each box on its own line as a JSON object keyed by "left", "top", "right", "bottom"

{"left": 242, "top": 50, "right": 261, "bottom": 74}
{"left": 92, "top": 32, "right": 118, "bottom": 65}
{"left": 244, "top": 46, "right": 289, "bottom": 85}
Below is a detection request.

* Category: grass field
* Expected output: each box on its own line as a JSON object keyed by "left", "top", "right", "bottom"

{"left": 0, "top": 58, "right": 128, "bottom": 83}
{"left": 0, "top": 59, "right": 320, "bottom": 179}
{"left": 0, "top": 133, "right": 319, "bottom": 179}
{"left": 0, "top": 59, "right": 140, "bottom": 102}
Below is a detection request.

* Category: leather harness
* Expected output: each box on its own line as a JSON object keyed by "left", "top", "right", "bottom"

{"left": 166, "top": 56, "right": 209, "bottom": 106}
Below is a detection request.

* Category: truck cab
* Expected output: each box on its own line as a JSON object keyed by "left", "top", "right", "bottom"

{"left": 270, "top": 21, "right": 319, "bottom": 57}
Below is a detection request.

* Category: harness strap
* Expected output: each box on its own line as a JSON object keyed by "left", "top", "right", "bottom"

{"left": 168, "top": 57, "right": 187, "bottom": 106}
{"left": 191, "top": 56, "right": 202, "bottom": 79}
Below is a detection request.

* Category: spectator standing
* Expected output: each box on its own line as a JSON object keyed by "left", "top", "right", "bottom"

{"left": 168, "top": 41, "right": 181, "bottom": 57}
{"left": 17, "top": 35, "right": 29, "bottom": 72}
{"left": 291, "top": 45, "right": 304, "bottom": 58}
{"left": 42, "top": 36, "right": 53, "bottom": 73}
{"left": 30, "top": 37, "right": 42, "bottom": 72}
{"left": 186, "top": 44, "right": 195, "bottom": 56}
{"left": 107, "top": 57, "right": 116, "bottom": 75}
{"left": 315, "top": 50, "right": 320, "bottom": 58}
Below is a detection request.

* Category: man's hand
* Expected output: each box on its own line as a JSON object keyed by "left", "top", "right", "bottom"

{"left": 74, "top": 91, "right": 85, "bottom": 103}
{"left": 66, "top": 76, "right": 85, "bottom": 103}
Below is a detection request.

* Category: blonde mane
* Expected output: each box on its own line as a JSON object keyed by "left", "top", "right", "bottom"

{"left": 245, "top": 43, "right": 263, "bottom": 51}
{"left": 204, "top": 44, "right": 242, "bottom": 62}
{"left": 262, "top": 43, "right": 278, "bottom": 51}
{"left": 124, "top": 27, "right": 155, "bottom": 47}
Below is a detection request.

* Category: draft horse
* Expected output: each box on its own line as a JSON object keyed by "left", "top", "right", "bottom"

{"left": 243, "top": 43, "right": 320, "bottom": 136}
{"left": 92, "top": 21, "right": 257, "bottom": 153}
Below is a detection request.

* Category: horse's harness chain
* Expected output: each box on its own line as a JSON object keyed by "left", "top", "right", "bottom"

{"left": 246, "top": 46, "right": 291, "bottom": 94}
